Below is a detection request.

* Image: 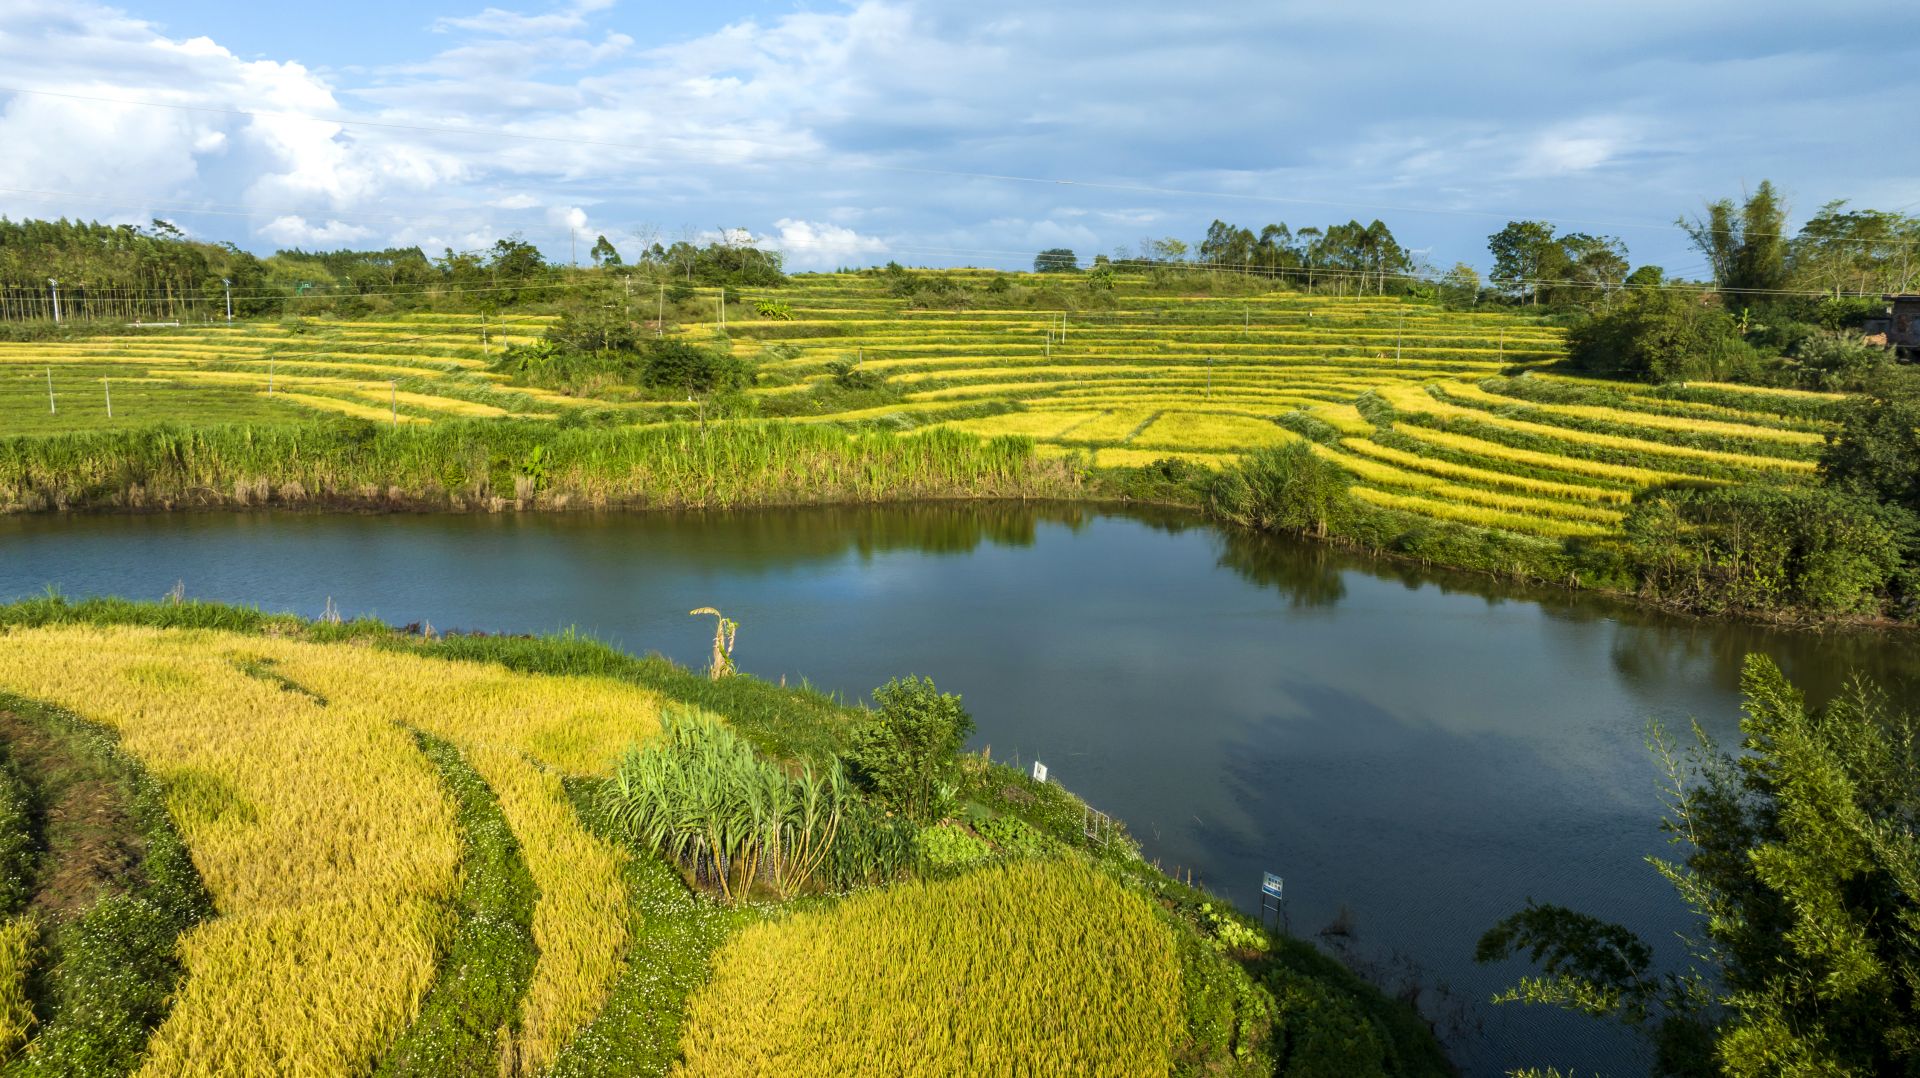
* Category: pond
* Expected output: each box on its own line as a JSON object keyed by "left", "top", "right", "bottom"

{"left": 4, "top": 503, "right": 1912, "bottom": 1075}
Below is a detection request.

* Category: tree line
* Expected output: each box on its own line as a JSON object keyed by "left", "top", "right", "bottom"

{"left": 0, "top": 218, "right": 786, "bottom": 327}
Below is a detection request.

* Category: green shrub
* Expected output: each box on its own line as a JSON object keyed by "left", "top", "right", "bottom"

{"left": 914, "top": 823, "right": 991, "bottom": 869}
{"left": 1207, "top": 442, "right": 1353, "bottom": 537}
{"left": 975, "top": 814, "right": 1047, "bottom": 857}
{"left": 1568, "top": 290, "right": 1762, "bottom": 382}
{"left": 1623, "top": 484, "right": 1910, "bottom": 616}
{"left": 847, "top": 677, "right": 974, "bottom": 823}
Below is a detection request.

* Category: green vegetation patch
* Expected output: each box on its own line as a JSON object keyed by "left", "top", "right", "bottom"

{"left": 0, "top": 694, "right": 214, "bottom": 1076}
{"left": 375, "top": 730, "right": 538, "bottom": 1076}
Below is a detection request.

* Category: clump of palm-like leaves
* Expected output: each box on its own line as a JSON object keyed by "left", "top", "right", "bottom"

{"left": 602, "top": 711, "right": 853, "bottom": 903}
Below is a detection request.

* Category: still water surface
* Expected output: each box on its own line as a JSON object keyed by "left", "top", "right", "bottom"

{"left": 3, "top": 504, "right": 1913, "bottom": 1076}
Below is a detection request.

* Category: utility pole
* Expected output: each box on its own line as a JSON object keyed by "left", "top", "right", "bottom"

{"left": 223, "top": 278, "right": 233, "bottom": 324}
{"left": 570, "top": 228, "right": 577, "bottom": 268}
{"left": 658, "top": 285, "right": 664, "bottom": 337}
{"left": 46, "top": 367, "right": 55, "bottom": 414}
{"left": 390, "top": 380, "right": 398, "bottom": 427}
{"left": 1395, "top": 309, "right": 1404, "bottom": 363}
{"left": 103, "top": 377, "right": 111, "bottom": 418}
{"left": 48, "top": 279, "right": 60, "bottom": 323}
{"left": 1207, "top": 356, "right": 1213, "bottom": 399}
{"left": 718, "top": 288, "right": 725, "bottom": 331}
{"left": 482, "top": 312, "right": 489, "bottom": 357}
{"left": 269, "top": 354, "right": 275, "bottom": 394}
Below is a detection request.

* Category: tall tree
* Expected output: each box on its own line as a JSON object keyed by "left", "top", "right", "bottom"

{"left": 589, "top": 234, "right": 622, "bottom": 267}
{"left": 1479, "top": 656, "right": 1920, "bottom": 1077}
{"left": 1487, "top": 221, "right": 1566, "bottom": 304}
{"left": 1680, "top": 181, "right": 1789, "bottom": 303}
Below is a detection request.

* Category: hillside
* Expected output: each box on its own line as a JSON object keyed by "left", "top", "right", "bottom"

{"left": 1, "top": 269, "right": 1841, "bottom": 545}
{"left": 0, "top": 596, "right": 1449, "bottom": 1077}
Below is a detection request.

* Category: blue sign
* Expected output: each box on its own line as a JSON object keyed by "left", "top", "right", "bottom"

{"left": 1261, "top": 873, "right": 1283, "bottom": 900}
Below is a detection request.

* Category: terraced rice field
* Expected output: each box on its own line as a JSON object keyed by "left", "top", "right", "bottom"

{"left": 0, "top": 312, "right": 562, "bottom": 432}
{"left": 0, "top": 271, "right": 1848, "bottom": 542}
{"left": 0, "top": 620, "right": 1197, "bottom": 1075}
{"left": 739, "top": 273, "right": 1843, "bottom": 541}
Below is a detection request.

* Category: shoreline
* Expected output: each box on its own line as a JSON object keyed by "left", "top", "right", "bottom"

{"left": 5, "top": 481, "right": 1909, "bottom": 637}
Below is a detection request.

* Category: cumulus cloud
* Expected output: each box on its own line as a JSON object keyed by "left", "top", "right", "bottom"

{"left": 767, "top": 219, "right": 890, "bottom": 269}
{"left": 0, "top": 0, "right": 1915, "bottom": 274}
{"left": 257, "top": 215, "right": 376, "bottom": 245}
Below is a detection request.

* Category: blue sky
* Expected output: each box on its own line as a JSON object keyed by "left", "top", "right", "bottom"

{"left": 2, "top": 0, "right": 1916, "bottom": 273}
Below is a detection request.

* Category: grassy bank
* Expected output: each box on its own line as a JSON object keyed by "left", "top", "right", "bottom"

{"left": 0, "top": 419, "right": 1073, "bottom": 513}
{"left": 0, "top": 595, "right": 1451, "bottom": 1076}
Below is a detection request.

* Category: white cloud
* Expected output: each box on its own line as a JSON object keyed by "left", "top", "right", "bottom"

{"left": 257, "top": 215, "right": 375, "bottom": 245}
{"left": 767, "top": 218, "right": 889, "bottom": 269}
{"left": 0, "top": 0, "right": 1915, "bottom": 276}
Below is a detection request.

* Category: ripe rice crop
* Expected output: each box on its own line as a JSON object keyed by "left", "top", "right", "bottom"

{"left": 0, "top": 916, "right": 34, "bottom": 1060}
{"left": 1092, "top": 447, "right": 1232, "bottom": 468}
{"left": 1689, "top": 380, "right": 1846, "bottom": 401}
{"left": 1338, "top": 438, "right": 1630, "bottom": 503}
{"left": 1131, "top": 411, "right": 1297, "bottom": 452}
{"left": 1312, "top": 444, "right": 1623, "bottom": 524}
{"left": 0, "top": 625, "right": 461, "bottom": 1077}
{"left": 1380, "top": 385, "right": 1817, "bottom": 472}
{"left": 245, "top": 640, "right": 661, "bottom": 1075}
{"left": 939, "top": 410, "right": 1104, "bottom": 440}
{"left": 343, "top": 387, "right": 512, "bottom": 418}
{"left": 269, "top": 391, "right": 433, "bottom": 423}
{"left": 1442, "top": 382, "right": 1822, "bottom": 445}
{"left": 1350, "top": 486, "right": 1610, "bottom": 538}
{"left": 673, "top": 858, "right": 1183, "bottom": 1077}
{"left": 1388, "top": 425, "right": 1697, "bottom": 486}
{"left": 1053, "top": 408, "right": 1158, "bottom": 444}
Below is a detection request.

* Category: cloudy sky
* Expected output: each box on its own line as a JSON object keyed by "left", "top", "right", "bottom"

{"left": 1, "top": 0, "right": 1916, "bottom": 273}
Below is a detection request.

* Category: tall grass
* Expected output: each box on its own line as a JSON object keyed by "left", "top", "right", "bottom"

{"left": 0, "top": 420, "right": 1066, "bottom": 512}
{"left": 673, "top": 858, "right": 1184, "bottom": 1077}
{"left": 602, "top": 712, "right": 854, "bottom": 904}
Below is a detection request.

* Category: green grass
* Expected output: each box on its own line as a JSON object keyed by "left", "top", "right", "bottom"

{"left": 374, "top": 730, "right": 538, "bottom": 1077}
{"left": 0, "top": 694, "right": 214, "bottom": 1076}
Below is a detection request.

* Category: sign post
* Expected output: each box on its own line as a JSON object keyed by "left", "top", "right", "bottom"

{"left": 1031, "top": 760, "right": 1048, "bottom": 784}
{"left": 1260, "top": 872, "right": 1288, "bottom": 935}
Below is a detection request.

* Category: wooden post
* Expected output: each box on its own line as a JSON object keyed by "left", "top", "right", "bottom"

{"left": 390, "top": 380, "right": 397, "bottom": 426}
{"left": 46, "top": 367, "right": 55, "bottom": 414}
{"left": 103, "top": 377, "right": 111, "bottom": 418}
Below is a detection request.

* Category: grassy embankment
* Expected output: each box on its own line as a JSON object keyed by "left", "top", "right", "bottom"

{"left": 0, "top": 594, "right": 1451, "bottom": 1077}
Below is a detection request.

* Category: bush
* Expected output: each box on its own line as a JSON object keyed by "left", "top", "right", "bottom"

{"left": 1623, "top": 484, "right": 1910, "bottom": 615}
{"left": 914, "top": 823, "right": 991, "bottom": 868}
{"left": 847, "top": 677, "right": 974, "bottom": 823}
{"left": 1568, "top": 290, "right": 1761, "bottom": 382}
{"left": 1821, "top": 383, "right": 1920, "bottom": 516}
{"left": 1787, "top": 329, "right": 1890, "bottom": 391}
{"left": 1206, "top": 442, "right": 1353, "bottom": 537}
{"left": 638, "top": 339, "right": 753, "bottom": 396}
{"left": 975, "top": 814, "right": 1048, "bottom": 857}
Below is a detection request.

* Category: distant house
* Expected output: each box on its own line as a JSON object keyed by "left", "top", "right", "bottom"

{"left": 1874, "top": 294, "right": 1920, "bottom": 360}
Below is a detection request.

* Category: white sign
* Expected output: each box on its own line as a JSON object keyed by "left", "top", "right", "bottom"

{"left": 1261, "top": 873, "right": 1284, "bottom": 900}
{"left": 1031, "top": 760, "right": 1048, "bottom": 783}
